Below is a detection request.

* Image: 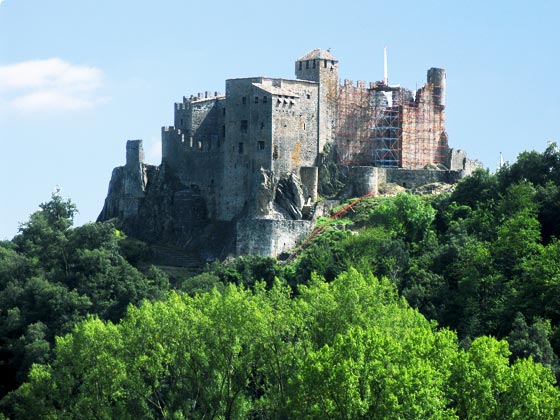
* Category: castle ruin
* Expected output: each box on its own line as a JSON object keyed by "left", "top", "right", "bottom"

{"left": 99, "top": 49, "right": 480, "bottom": 259}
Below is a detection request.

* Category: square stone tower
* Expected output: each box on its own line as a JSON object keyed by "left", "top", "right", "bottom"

{"left": 295, "top": 49, "right": 339, "bottom": 157}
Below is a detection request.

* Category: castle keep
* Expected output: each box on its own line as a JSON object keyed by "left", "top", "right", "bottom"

{"left": 99, "top": 49, "right": 479, "bottom": 258}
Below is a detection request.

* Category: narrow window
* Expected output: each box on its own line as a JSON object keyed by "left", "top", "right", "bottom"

{"left": 306, "top": 60, "right": 309, "bottom": 69}
{"left": 180, "top": 118, "right": 183, "bottom": 126}
{"left": 324, "top": 59, "right": 327, "bottom": 68}
{"left": 255, "top": 96, "right": 259, "bottom": 103}
{"left": 238, "top": 142, "right": 244, "bottom": 154}
{"left": 273, "top": 145, "right": 279, "bottom": 160}
{"left": 263, "top": 96, "right": 267, "bottom": 103}
{"left": 222, "top": 108, "right": 226, "bottom": 116}
{"left": 258, "top": 141, "right": 265, "bottom": 151}
{"left": 260, "top": 122, "right": 264, "bottom": 129}
{"left": 299, "top": 61, "right": 302, "bottom": 70}
{"left": 240, "top": 120, "right": 248, "bottom": 132}
{"left": 242, "top": 96, "right": 247, "bottom": 105}
{"left": 306, "top": 93, "right": 311, "bottom": 100}
{"left": 313, "top": 59, "right": 316, "bottom": 68}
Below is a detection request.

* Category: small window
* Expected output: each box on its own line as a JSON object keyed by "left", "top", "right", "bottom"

{"left": 299, "top": 61, "right": 302, "bottom": 70}
{"left": 324, "top": 59, "right": 327, "bottom": 68}
{"left": 258, "top": 141, "right": 265, "bottom": 151}
{"left": 242, "top": 96, "right": 247, "bottom": 105}
{"left": 260, "top": 122, "right": 264, "bottom": 129}
{"left": 306, "top": 93, "right": 311, "bottom": 100}
{"left": 313, "top": 59, "right": 316, "bottom": 68}
{"left": 263, "top": 96, "right": 267, "bottom": 103}
{"left": 255, "top": 96, "right": 259, "bottom": 103}
{"left": 273, "top": 145, "right": 279, "bottom": 160}
{"left": 180, "top": 118, "right": 183, "bottom": 126}
{"left": 222, "top": 108, "right": 225, "bottom": 116}
{"left": 240, "top": 120, "right": 248, "bottom": 132}
{"left": 238, "top": 142, "right": 244, "bottom": 154}
{"left": 306, "top": 60, "right": 309, "bottom": 69}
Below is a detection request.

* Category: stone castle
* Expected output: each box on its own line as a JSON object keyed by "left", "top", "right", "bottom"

{"left": 99, "top": 49, "right": 480, "bottom": 259}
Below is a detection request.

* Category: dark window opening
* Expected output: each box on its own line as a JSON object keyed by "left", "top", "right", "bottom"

{"left": 255, "top": 96, "right": 259, "bottom": 103}
{"left": 260, "top": 122, "right": 264, "bottom": 129}
{"left": 299, "top": 61, "right": 302, "bottom": 70}
{"left": 263, "top": 96, "right": 267, "bottom": 103}
{"left": 240, "top": 120, "right": 248, "bottom": 133}
{"left": 222, "top": 108, "right": 225, "bottom": 116}
{"left": 180, "top": 118, "right": 183, "bottom": 126}
{"left": 306, "top": 93, "right": 311, "bottom": 99}
{"left": 273, "top": 145, "right": 279, "bottom": 160}
{"left": 238, "top": 142, "right": 244, "bottom": 154}
{"left": 306, "top": 60, "right": 309, "bottom": 69}
{"left": 258, "top": 141, "right": 265, "bottom": 151}
{"left": 324, "top": 59, "right": 327, "bottom": 68}
{"left": 313, "top": 59, "right": 316, "bottom": 68}
{"left": 242, "top": 96, "right": 247, "bottom": 105}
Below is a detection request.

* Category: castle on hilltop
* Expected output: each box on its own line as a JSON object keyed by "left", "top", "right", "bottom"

{"left": 99, "top": 49, "right": 480, "bottom": 258}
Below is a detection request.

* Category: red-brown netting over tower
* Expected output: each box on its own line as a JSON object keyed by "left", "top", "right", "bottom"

{"left": 336, "top": 68, "right": 448, "bottom": 169}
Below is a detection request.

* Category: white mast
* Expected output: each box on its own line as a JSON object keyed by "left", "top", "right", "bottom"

{"left": 383, "top": 46, "right": 388, "bottom": 85}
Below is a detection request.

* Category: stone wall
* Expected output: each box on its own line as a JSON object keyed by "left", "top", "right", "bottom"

{"left": 236, "top": 219, "right": 314, "bottom": 257}
{"left": 383, "top": 168, "right": 461, "bottom": 188}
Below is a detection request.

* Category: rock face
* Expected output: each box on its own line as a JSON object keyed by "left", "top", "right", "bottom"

{"left": 275, "top": 174, "right": 305, "bottom": 220}
{"left": 99, "top": 140, "right": 154, "bottom": 221}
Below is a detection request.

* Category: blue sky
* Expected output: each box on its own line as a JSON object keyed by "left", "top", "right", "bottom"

{"left": 1, "top": 0, "right": 559, "bottom": 239}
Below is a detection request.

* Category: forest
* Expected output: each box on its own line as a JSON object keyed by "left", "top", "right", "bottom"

{"left": 2, "top": 144, "right": 560, "bottom": 419}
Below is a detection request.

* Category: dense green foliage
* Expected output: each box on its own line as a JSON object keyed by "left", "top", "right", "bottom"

{"left": 2, "top": 144, "right": 560, "bottom": 418}
{"left": 6, "top": 270, "right": 559, "bottom": 419}
{"left": 0, "top": 194, "right": 169, "bottom": 401}
{"left": 282, "top": 145, "right": 560, "bottom": 380}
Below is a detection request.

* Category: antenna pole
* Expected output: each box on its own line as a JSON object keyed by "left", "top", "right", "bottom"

{"left": 383, "top": 46, "right": 388, "bottom": 85}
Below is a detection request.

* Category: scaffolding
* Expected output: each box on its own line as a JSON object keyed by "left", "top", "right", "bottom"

{"left": 336, "top": 80, "right": 448, "bottom": 169}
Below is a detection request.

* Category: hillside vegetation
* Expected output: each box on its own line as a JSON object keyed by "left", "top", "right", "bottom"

{"left": 2, "top": 144, "right": 560, "bottom": 418}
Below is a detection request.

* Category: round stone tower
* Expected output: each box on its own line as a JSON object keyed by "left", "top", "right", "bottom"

{"left": 427, "top": 67, "right": 446, "bottom": 108}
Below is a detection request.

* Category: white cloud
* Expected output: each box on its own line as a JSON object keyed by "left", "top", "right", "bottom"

{"left": 0, "top": 58, "right": 109, "bottom": 112}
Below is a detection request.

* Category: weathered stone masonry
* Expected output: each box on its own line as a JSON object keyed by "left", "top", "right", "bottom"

{"left": 99, "top": 49, "right": 480, "bottom": 259}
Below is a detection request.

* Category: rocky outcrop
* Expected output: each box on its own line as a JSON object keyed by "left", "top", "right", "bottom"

{"left": 275, "top": 173, "right": 305, "bottom": 220}
{"left": 98, "top": 140, "right": 155, "bottom": 221}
